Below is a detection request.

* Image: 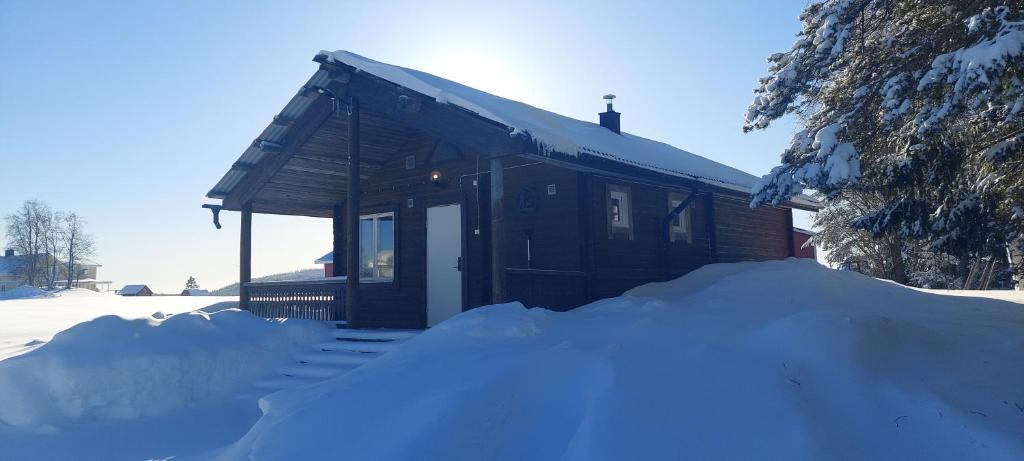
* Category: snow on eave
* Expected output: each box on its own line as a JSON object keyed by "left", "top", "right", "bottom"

{"left": 316, "top": 50, "right": 795, "bottom": 199}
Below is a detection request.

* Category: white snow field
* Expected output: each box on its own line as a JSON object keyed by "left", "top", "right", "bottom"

{"left": 0, "top": 292, "right": 329, "bottom": 460}
{"left": 2, "top": 260, "right": 1023, "bottom": 460}
{"left": 0, "top": 289, "right": 238, "bottom": 360}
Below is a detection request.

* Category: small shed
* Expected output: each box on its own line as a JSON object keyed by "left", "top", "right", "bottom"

{"left": 119, "top": 285, "right": 153, "bottom": 296}
{"left": 315, "top": 251, "right": 335, "bottom": 277}
{"left": 793, "top": 227, "right": 817, "bottom": 260}
{"left": 181, "top": 288, "right": 210, "bottom": 296}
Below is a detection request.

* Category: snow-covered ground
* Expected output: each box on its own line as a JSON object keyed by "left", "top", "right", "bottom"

{"left": 916, "top": 287, "right": 1024, "bottom": 304}
{"left": 0, "top": 289, "right": 238, "bottom": 360}
{"left": 1, "top": 260, "right": 1023, "bottom": 460}
{"left": 0, "top": 291, "right": 329, "bottom": 460}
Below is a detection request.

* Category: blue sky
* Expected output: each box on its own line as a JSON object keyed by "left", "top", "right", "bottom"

{"left": 0, "top": 0, "right": 809, "bottom": 293}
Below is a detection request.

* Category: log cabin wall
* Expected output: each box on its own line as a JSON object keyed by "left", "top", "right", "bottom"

{"left": 712, "top": 195, "right": 792, "bottom": 262}
{"left": 344, "top": 146, "right": 794, "bottom": 327}
{"left": 500, "top": 159, "right": 585, "bottom": 310}
{"left": 584, "top": 175, "right": 714, "bottom": 301}
{"left": 342, "top": 132, "right": 491, "bottom": 329}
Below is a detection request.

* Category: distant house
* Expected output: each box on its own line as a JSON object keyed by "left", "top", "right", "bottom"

{"left": 315, "top": 251, "right": 335, "bottom": 277}
{"left": 119, "top": 285, "right": 153, "bottom": 296}
{"left": 55, "top": 258, "right": 113, "bottom": 292}
{"left": 0, "top": 249, "right": 111, "bottom": 292}
{"left": 203, "top": 50, "right": 821, "bottom": 328}
{"left": 0, "top": 249, "right": 24, "bottom": 293}
{"left": 181, "top": 288, "right": 210, "bottom": 296}
{"left": 792, "top": 228, "right": 817, "bottom": 260}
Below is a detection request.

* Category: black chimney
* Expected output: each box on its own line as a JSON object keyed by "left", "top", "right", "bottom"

{"left": 4, "top": 249, "right": 12, "bottom": 257}
{"left": 599, "top": 94, "right": 620, "bottom": 134}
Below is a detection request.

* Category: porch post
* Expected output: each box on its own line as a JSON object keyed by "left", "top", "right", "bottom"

{"left": 239, "top": 201, "right": 252, "bottom": 311}
{"left": 332, "top": 203, "right": 344, "bottom": 321}
{"left": 490, "top": 157, "right": 505, "bottom": 303}
{"left": 345, "top": 97, "right": 361, "bottom": 327}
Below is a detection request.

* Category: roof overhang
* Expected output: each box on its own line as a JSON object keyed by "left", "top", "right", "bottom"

{"left": 206, "top": 51, "right": 822, "bottom": 216}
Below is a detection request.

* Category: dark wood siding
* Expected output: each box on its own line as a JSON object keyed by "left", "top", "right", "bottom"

{"left": 585, "top": 176, "right": 716, "bottom": 301}
{"left": 500, "top": 160, "right": 585, "bottom": 309}
{"left": 341, "top": 131, "right": 491, "bottom": 329}
{"left": 712, "top": 195, "right": 792, "bottom": 262}
{"left": 346, "top": 148, "right": 795, "bottom": 326}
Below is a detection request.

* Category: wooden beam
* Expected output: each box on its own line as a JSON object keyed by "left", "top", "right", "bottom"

{"left": 240, "top": 202, "right": 252, "bottom": 311}
{"left": 345, "top": 98, "right": 361, "bottom": 327}
{"left": 332, "top": 204, "right": 344, "bottom": 278}
{"left": 223, "top": 79, "right": 347, "bottom": 210}
{"left": 490, "top": 157, "right": 506, "bottom": 303}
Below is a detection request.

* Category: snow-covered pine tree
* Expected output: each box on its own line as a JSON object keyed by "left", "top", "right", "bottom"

{"left": 745, "top": 0, "right": 1024, "bottom": 286}
{"left": 185, "top": 276, "right": 199, "bottom": 290}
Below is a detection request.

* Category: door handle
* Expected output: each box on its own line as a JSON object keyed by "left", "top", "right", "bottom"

{"left": 454, "top": 256, "right": 464, "bottom": 272}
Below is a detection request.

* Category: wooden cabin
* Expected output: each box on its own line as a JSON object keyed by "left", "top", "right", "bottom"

{"left": 203, "top": 51, "right": 819, "bottom": 329}
{"left": 119, "top": 285, "right": 153, "bottom": 296}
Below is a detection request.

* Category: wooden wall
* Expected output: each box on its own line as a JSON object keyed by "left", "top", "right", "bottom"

{"left": 347, "top": 147, "right": 796, "bottom": 327}
{"left": 713, "top": 195, "right": 792, "bottom": 263}
{"left": 341, "top": 131, "right": 490, "bottom": 329}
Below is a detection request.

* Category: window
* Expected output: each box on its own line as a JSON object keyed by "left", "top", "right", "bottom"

{"left": 669, "top": 193, "right": 693, "bottom": 243}
{"left": 359, "top": 212, "right": 395, "bottom": 280}
{"left": 607, "top": 185, "right": 633, "bottom": 239}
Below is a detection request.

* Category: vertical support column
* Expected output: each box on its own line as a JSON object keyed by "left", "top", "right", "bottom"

{"left": 785, "top": 208, "right": 796, "bottom": 258}
{"left": 239, "top": 201, "right": 252, "bottom": 311}
{"left": 705, "top": 192, "right": 718, "bottom": 263}
{"left": 489, "top": 157, "right": 505, "bottom": 303}
{"left": 345, "top": 98, "right": 361, "bottom": 327}
{"left": 332, "top": 203, "right": 344, "bottom": 321}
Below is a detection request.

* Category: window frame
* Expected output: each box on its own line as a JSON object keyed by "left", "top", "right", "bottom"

{"left": 358, "top": 211, "right": 396, "bottom": 282}
{"left": 668, "top": 193, "right": 694, "bottom": 244}
{"left": 606, "top": 184, "right": 633, "bottom": 240}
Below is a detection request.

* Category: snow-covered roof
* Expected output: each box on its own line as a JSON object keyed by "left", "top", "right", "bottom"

{"left": 181, "top": 288, "right": 210, "bottom": 296}
{"left": 77, "top": 258, "right": 101, "bottom": 267}
{"left": 317, "top": 50, "right": 820, "bottom": 209}
{"left": 119, "top": 285, "right": 150, "bottom": 295}
{"left": 0, "top": 254, "right": 100, "bottom": 276}
{"left": 0, "top": 255, "right": 28, "bottom": 277}
{"left": 315, "top": 251, "right": 333, "bottom": 265}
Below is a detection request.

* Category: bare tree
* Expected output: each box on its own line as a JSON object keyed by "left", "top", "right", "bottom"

{"left": 62, "top": 213, "right": 94, "bottom": 289}
{"left": 4, "top": 200, "right": 51, "bottom": 286}
{"left": 42, "top": 211, "right": 65, "bottom": 289}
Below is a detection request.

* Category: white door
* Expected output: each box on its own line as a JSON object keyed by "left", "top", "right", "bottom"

{"left": 427, "top": 204, "right": 463, "bottom": 326}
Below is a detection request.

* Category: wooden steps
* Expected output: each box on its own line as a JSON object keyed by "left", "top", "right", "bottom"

{"left": 249, "top": 326, "right": 421, "bottom": 393}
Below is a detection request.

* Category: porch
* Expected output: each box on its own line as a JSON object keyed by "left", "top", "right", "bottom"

{"left": 205, "top": 52, "right": 528, "bottom": 328}
{"left": 245, "top": 277, "right": 347, "bottom": 321}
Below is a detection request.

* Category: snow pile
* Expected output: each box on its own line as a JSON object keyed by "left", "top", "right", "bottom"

{"left": 0, "top": 309, "right": 328, "bottom": 429}
{"left": 221, "top": 260, "right": 1024, "bottom": 460}
{"left": 0, "top": 285, "right": 54, "bottom": 300}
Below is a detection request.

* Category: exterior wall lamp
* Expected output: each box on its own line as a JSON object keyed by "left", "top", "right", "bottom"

{"left": 430, "top": 170, "right": 448, "bottom": 188}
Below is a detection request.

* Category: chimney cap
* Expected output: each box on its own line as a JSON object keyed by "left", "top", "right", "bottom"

{"left": 603, "top": 94, "right": 616, "bottom": 102}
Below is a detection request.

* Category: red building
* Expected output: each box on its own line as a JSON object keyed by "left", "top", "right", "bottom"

{"left": 316, "top": 251, "right": 335, "bottom": 277}
{"left": 792, "top": 228, "right": 817, "bottom": 260}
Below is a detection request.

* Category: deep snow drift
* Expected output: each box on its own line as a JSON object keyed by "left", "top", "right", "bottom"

{"left": 0, "top": 290, "right": 237, "bottom": 360}
{"left": 0, "top": 285, "right": 53, "bottom": 300}
{"left": 221, "top": 259, "right": 1024, "bottom": 460}
{"left": 0, "top": 308, "right": 327, "bottom": 429}
{"left": 0, "top": 307, "right": 329, "bottom": 460}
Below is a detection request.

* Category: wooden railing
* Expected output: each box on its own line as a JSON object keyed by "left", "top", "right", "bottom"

{"left": 245, "top": 278, "right": 346, "bottom": 321}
